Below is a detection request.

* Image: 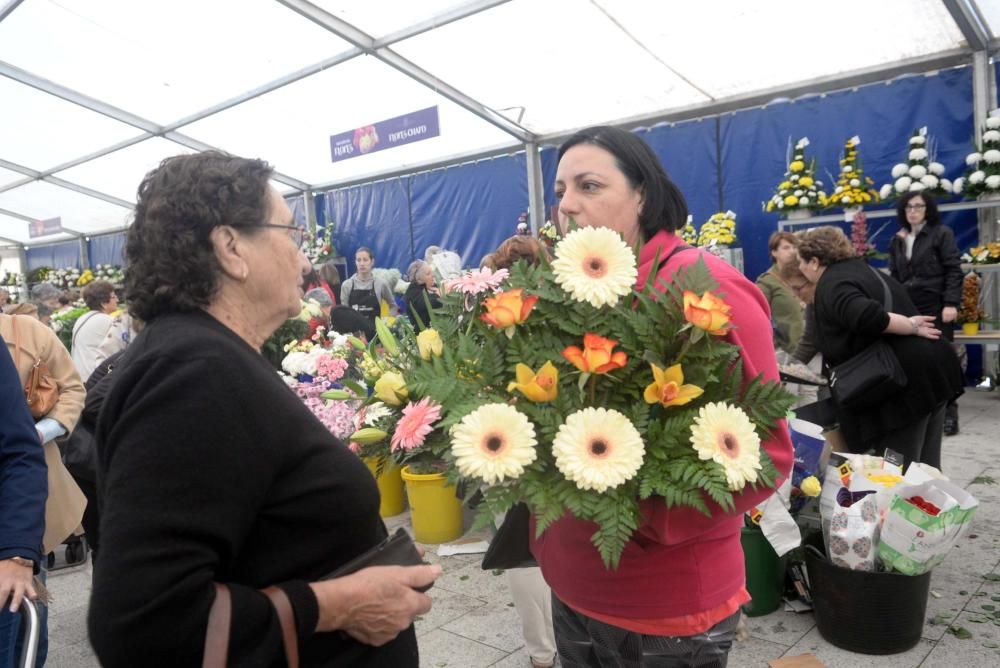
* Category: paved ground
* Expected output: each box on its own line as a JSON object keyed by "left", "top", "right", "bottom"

{"left": 40, "top": 390, "right": 1000, "bottom": 667}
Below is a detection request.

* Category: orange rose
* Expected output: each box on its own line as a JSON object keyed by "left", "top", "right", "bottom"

{"left": 561, "top": 333, "right": 627, "bottom": 374}
{"left": 682, "top": 290, "right": 731, "bottom": 335}
{"left": 481, "top": 288, "right": 538, "bottom": 329}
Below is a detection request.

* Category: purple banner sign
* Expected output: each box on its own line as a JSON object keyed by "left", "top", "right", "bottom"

{"left": 28, "top": 217, "right": 63, "bottom": 238}
{"left": 330, "top": 106, "right": 440, "bottom": 163}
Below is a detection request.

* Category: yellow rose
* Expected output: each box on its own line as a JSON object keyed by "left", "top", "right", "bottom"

{"left": 373, "top": 371, "right": 408, "bottom": 406}
{"left": 798, "top": 176, "right": 813, "bottom": 187}
{"left": 507, "top": 361, "right": 559, "bottom": 402}
{"left": 783, "top": 195, "right": 799, "bottom": 206}
{"left": 800, "top": 476, "right": 822, "bottom": 497}
{"left": 789, "top": 160, "right": 805, "bottom": 172}
{"left": 416, "top": 328, "right": 443, "bottom": 361}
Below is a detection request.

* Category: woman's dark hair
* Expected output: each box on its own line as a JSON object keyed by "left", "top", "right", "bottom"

{"left": 796, "top": 226, "right": 855, "bottom": 267}
{"left": 355, "top": 246, "right": 374, "bottom": 261}
{"left": 125, "top": 151, "right": 274, "bottom": 321}
{"left": 557, "top": 126, "right": 689, "bottom": 240}
{"left": 82, "top": 280, "right": 116, "bottom": 311}
{"left": 302, "top": 268, "right": 321, "bottom": 293}
{"left": 492, "top": 235, "right": 550, "bottom": 270}
{"left": 895, "top": 191, "right": 940, "bottom": 231}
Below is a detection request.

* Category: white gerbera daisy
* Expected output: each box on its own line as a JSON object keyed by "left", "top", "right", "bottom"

{"left": 690, "top": 402, "right": 762, "bottom": 491}
{"left": 891, "top": 164, "right": 908, "bottom": 178}
{"left": 552, "top": 407, "right": 644, "bottom": 493}
{"left": 451, "top": 403, "right": 537, "bottom": 484}
{"left": 908, "top": 165, "right": 927, "bottom": 179}
{"left": 552, "top": 227, "right": 637, "bottom": 308}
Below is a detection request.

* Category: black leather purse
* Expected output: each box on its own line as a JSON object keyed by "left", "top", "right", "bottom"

{"left": 481, "top": 502, "right": 537, "bottom": 570}
{"left": 828, "top": 266, "right": 908, "bottom": 409}
{"left": 322, "top": 528, "right": 432, "bottom": 592}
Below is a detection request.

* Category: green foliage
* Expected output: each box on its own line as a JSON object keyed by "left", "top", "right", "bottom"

{"left": 261, "top": 318, "right": 309, "bottom": 370}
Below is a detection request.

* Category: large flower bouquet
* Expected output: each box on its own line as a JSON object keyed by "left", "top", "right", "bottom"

{"left": 826, "top": 136, "right": 879, "bottom": 208}
{"left": 764, "top": 137, "right": 827, "bottom": 213}
{"left": 49, "top": 267, "right": 82, "bottom": 290}
{"left": 537, "top": 220, "right": 561, "bottom": 249}
{"left": 878, "top": 128, "right": 952, "bottom": 200}
{"left": 956, "top": 109, "right": 1000, "bottom": 198}
{"left": 92, "top": 264, "right": 125, "bottom": 284}
{"left": 301, "top": 225, "right": 337, "bottom": 265}
{"left": 347, "top": 226, "right": 793, "bottom": 568}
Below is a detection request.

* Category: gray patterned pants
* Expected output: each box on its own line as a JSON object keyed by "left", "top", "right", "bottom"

{"left": 552, "top": 594, "right": 740, "bottom": 667}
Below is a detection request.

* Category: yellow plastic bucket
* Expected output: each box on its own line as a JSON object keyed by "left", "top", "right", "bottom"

{"left": 363, "top": 457, "right": 406, "bottom": 517}
{"left": 962, "top": 322, "right": 980, "bottom": 336}
{"left": 400, "top": 466, "right": 463, "bottom": 544}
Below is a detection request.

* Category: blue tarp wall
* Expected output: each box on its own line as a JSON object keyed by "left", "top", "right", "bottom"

{"left": 320, "top": 65, "right": 979, "bottom": 284}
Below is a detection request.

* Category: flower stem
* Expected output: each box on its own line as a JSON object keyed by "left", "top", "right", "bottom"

{"left": 589, "top": 375, "right": 596, "bottom": 404}
{"left": 674, "top": 337, "right": 694, "bottom": 365}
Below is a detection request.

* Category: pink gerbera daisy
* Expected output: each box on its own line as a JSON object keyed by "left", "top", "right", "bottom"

{"left": 390, "top": 397, "right": 442, "bottom": 452}
{"left": 443, "top": 267, "right": 509, "bottom": 295}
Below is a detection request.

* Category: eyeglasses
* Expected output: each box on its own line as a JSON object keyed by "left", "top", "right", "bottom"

{"left": 232, "top": 224, "right": 304, "bottom": 247}
{"left": 904, "top": 204, "right": 927, "bottom": 211}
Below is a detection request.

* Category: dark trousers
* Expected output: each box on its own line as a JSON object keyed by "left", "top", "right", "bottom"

{"left": 874, "top": 402, "right": 947, "bottom": 470}
{"left": 552, "top": 594, "right": 740, "bottom": 667}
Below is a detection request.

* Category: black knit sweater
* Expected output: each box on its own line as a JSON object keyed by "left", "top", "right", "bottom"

{"left": 89, "top": 310, "right": 417, "bottom": 667}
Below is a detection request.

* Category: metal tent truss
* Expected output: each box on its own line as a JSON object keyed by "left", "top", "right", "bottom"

{"left": 0, "top": 0, "right": 998, "bottom": 249}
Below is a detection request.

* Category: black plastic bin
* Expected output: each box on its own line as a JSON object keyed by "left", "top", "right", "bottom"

{"left": 805, "top": 544, "right": 931, "bottom": 655}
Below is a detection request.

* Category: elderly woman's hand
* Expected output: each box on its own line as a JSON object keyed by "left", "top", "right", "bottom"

{"left": 310, "top": 563, "right": 441, "bottom": 645}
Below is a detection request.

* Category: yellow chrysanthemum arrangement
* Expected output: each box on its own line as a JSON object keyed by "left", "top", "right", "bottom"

{"left": 962, "top": 241, "right": 1000, "bottom": 265}
{"left": 331, "top": 224, "right": 794, "bottom": 568}
{"left": 75, "top": 269, "right": 95, "bottom": 287}
{"left": 696, "top": 211, "right": 739, "bottom": 248}
{"left": 826, "top": 135, "right": 880, "bottom": 208}
{"left": 764, "top": 137, "right": 828, "bottom": 214}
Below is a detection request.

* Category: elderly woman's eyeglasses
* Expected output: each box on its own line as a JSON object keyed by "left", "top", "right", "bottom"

{"left": 233, "top": 224, "right": 304, "bottom": 247}
{"left": 904, "top": 203, "right": 927, "bottom": 211}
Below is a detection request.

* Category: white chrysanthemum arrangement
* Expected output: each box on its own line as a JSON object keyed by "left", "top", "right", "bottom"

{"left": 330, "top": 225, "right": 794, "bottom": 567}
{"left": 878, "top": 127, "right": 952, "bottom": 201}
{"left": 957, "top": 109, "right": 1000, "bottom": 199}
{"left": 764, "top": 137, "right": 827, "bottom": 214}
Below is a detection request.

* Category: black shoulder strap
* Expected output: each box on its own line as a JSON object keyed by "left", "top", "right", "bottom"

{"left": 656, "top": 243, "right": 695, "bottom": 275}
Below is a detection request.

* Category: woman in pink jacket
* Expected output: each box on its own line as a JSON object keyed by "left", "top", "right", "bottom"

{"left": 531, "top": 126, "right": 794, "bottom": 667}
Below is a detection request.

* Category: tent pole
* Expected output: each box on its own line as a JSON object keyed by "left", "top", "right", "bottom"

{"left": 525, "top": 142, "right": 544, "bottom": 235}
{"left": 79, "top": 235, "right": 90, "bottom": 271}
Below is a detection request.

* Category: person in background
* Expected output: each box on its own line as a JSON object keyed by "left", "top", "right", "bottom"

{"left": 888, "top": 192, "right": 963, "bottom": 436}
{"left": 402, "top": 261, "right": 440, "bottom": 332}
{"left": 305, "top": 287, "right": 335, "bottom": 322}
{"left": 319, "top": 261, "right": 342, "bottom": 305}
{"left": 798, "top": 225, "right": 963, "bottom": 468}
{"left": 424, "top": 246, "right": 462, "bottom": 282}
{"left": 536, "top": 126, "right": 793, "bottom": 666}
{"left": 89, "top": 151, "right": 437, "bottom": 667}
{"left": 29, "top": 284, "right": 60, "bottom": 315}
{"left": 4, "top": 303, "right": 37, "bottom": 318}
{"left": 1, "top": 311, "right": 86, "bottom": 668}
{"left": 341, "top": 247, "right": 397, "bottom": 340}
{"left": 0, "top": 288, "right": 9, "bottom": 309}
{"left": 0, "top": 334, "right": 48, "bottom": 668}
{"left": 70, "top": 280, "right": 119, "bottom": 381}
{"left": 756, "top": 231, "right": 807, "bottom": 356}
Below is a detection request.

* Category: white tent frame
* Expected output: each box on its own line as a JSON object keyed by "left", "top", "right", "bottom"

{"left": 1, "top": 0, "right": 998, "bottom": 256}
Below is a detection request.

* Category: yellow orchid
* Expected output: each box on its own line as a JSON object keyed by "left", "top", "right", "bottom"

{"left": 643, "top": 364, "right": 704, "bottom": 407}
{"left": 507, "top": 361, "right": 559, "bottom": 402}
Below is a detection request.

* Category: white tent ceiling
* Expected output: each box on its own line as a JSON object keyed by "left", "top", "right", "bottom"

{"left": 0, "top": 0, "right": 996, "bottom": 247}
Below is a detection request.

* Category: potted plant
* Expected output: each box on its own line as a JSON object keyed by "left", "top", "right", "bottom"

{"left": 958, "top": 272, "right": 986, "bottom": 335}
{"left": 955, "top": 109, "right": 1000, "bottom": 200}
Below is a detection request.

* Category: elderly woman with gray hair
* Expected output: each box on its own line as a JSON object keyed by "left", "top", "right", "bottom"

{"left": 403, "top": 260, "right": 440, "bottom": 331}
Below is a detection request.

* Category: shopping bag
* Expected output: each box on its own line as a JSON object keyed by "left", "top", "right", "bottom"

{"left": 877, "top": 480, "right": 978, "bottom": 575}
{"left": 827, "top": 489, "right": 880, "bottom": 571}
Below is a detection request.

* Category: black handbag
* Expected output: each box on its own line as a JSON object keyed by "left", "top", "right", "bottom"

{"left": 481, "top": 502, "right": 538, "bottom": 570}
{"left": 321, "top": 527, "right": 432, "bottom": 592}
{"left": 828, "top": 267, "right": 908, "bottom": 409}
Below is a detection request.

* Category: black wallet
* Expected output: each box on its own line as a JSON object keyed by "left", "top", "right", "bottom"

{"left": 321, "top": 528, "right": 433, "bottom": 592}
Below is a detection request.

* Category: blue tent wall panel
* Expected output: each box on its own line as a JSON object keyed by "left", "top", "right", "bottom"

{"left": 640, "top": 120, "right": 720, "bottom": 227}
{"left": 25, "top": 242, "right": 81, "bottom": 271}
{"left": 722, "top": 66, "right": 974, "bottom": 279}
{"left": 410, "top": 154, "right": 528, "bottom": 270}
{"left": 87, "top": 232, "right": 126, "bottom": 266}
{"left": 324, "top": 179, "right": 410, "bottom": 277}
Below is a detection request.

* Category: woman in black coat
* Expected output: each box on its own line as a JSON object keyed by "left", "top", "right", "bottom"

{"left": 888, "top": 192, "right": 964, "bottom": 434}
{"left": 798, "top": 226, "right": 963, "bottom": 469}
{"left": 403, "top": 261, "right": 440, "bottom": 331}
